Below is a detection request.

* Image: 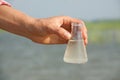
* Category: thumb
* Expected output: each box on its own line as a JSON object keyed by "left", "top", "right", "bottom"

{"left": 55, "top": 27, "right": 71, "bottom": 40}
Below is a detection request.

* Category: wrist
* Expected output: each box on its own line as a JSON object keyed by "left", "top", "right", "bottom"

{"left": 28, "top": 18, "right": 46, "bottom": 34}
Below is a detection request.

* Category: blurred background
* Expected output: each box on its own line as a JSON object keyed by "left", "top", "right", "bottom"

{"left": 0, "top": 0, "right": 120, "bottom": 80}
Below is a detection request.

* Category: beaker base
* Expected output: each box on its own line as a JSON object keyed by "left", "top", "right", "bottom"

{"left": 64, "top": 58, "right": 88, "bottom": 64}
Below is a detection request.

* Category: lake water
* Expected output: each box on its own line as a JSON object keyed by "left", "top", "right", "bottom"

{"left": 0, "top": 32, "right": 120, "bottom": 80}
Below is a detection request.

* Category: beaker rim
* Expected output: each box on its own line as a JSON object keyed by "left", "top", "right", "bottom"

{"left": 71, "top": 23, "right": 83, "bottom": 27}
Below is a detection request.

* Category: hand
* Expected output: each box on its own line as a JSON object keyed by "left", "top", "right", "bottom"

{"left": 27, "top": 16, "right": 88, "bottom": 45}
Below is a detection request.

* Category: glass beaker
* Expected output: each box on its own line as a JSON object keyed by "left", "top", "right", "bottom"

{"left": 63, "top": 23, "right": 88, "bottom": 64}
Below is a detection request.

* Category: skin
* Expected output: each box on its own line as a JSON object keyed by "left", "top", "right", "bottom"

{"left": 0, "top": 5, "right": 88, "bottom": 45}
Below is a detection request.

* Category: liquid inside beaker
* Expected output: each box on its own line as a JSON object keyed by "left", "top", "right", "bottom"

{"left": 64, "top": 40, "right": 88, "bottom": 64}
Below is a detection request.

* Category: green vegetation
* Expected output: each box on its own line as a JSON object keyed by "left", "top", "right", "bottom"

{"left": 86, "top": 19, "right": 120, "bottom": 31}
{"left": 85, "top": 19, "right": 120, "bottom": 43}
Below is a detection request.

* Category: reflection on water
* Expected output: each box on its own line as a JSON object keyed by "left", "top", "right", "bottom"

{"left": 0, "top": 32, "right": 120, "bottom": 80}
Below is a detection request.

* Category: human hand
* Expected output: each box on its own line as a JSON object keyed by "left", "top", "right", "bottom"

{"left": 28, "top": 16, "right": 88, "bottom": 45}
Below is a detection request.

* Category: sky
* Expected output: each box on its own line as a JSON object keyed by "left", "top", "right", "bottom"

{"left": 7, "top": 0, "right": 120, "bottom": 21}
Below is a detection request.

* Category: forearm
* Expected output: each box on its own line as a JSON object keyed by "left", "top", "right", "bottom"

{"left": 0, "top": 5, "right": 35, "bottom": 38}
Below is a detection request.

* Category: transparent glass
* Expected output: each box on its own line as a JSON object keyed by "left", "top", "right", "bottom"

{"left": 63, "top": 23, "right": 88, "bottom": 64}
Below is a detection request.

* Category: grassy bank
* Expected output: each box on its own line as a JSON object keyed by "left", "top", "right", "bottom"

{"left": 86, "top": 19, "right": 120, "bottom": 30}
{"left": 85, "top": 19, "right": 120, "bottom": 43}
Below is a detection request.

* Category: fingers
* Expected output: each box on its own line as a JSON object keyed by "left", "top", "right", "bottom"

{"left": 80, "top": 22, "right": 88, "bottom": 45}
{"left": 55, "top": 24, "right": 88, "bottom": 45}
{"left": 82, "top": 30, "right": 88, "bottom": 45}
{"left": 55, "top": 27, "right": 71, "bottom": 40}
{"left": 63, "top": 16, "right": 88, "bottom": 45}
{"left": 46, "top": 16, "right": 88, "bottom": 45}
{"left": 62, "top": 16, "right": 81, "bottom": 26}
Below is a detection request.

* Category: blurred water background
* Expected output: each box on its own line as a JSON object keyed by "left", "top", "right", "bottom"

{"left": 0, "top": 0, "right": 120, "bottom": 80}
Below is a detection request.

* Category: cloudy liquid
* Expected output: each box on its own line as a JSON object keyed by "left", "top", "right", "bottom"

{"left": 64, "top": 40, "right": 88, "bottom": 64}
